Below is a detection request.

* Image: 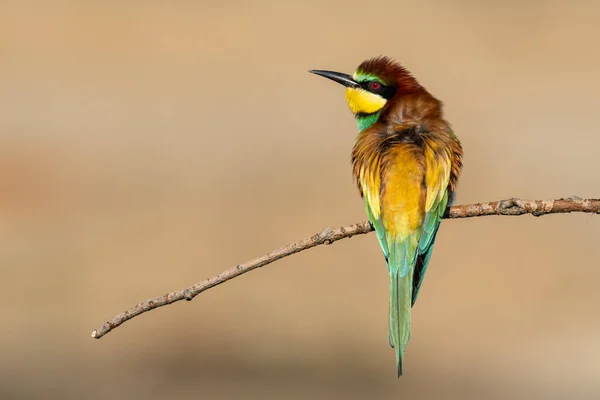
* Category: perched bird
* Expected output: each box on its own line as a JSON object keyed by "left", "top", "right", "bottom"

{"left": 309, "top": 57, "right": 463, "bottom": 376}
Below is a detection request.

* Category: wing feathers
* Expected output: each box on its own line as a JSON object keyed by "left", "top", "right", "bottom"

{"left": 412, "top": 140, "right": 452, "bottom": 305}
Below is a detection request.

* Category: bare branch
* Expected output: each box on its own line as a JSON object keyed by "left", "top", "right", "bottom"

{"left": 91, "top": 196, "right": 600, "bottom": 339}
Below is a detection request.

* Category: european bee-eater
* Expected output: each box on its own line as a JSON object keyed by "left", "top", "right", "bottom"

{"left": 310, "top": 56, "right": 463, "bottom": 376}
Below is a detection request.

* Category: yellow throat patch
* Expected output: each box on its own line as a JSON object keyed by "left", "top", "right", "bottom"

{"left": 345, "top": 87, "right": 387, "bottom": 114}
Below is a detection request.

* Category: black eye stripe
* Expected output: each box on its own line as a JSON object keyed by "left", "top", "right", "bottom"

{"left": 360, "top": 81, "right": 396, "bottom": 100}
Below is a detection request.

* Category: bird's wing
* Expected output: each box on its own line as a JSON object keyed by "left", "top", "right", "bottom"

{"left": 357, "top": 155, "right": 389, "bottom": 261}
{"left": 411, "top": 138, "right": 452, "bottom": 306}
{"left": 365, "top": 200, "right": 389, "bottom": 262}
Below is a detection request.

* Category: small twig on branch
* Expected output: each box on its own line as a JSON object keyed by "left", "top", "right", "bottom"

{"left": 91, "top": 196, "right": 600, "bottom": 339}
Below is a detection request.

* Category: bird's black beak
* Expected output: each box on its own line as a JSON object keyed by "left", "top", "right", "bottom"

{"left": 308, "top": 70, "right": 360, "bottom": 89}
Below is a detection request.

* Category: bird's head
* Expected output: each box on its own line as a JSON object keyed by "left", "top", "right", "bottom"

{"left": 309, "top": 56, "right": 423, "bottom": 131}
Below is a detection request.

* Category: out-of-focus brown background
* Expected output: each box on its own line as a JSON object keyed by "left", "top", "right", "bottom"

{"left": 1, "top": 1, "right": 599, "bottom": 399}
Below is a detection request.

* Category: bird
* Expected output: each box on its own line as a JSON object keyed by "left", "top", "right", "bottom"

{"left": 309, "top": 56, "right": 463, "bottom": 376}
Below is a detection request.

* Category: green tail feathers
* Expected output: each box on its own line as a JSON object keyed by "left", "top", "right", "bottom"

{"left": 388, "top": 268, "right": 414, "bottom": 377}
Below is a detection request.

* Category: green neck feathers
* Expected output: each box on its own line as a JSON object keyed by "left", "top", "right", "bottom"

{"left": 356, "top": 111, "right": 382, "bottom": 132}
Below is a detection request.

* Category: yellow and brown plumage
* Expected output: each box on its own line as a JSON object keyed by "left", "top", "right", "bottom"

{"left": 310, "top": 56, "right": 463, "bottom": 376}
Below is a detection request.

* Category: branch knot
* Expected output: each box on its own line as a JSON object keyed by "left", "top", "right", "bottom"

{"left": 497, "top": 198, "right": 526, "bottom": 215}
{"left": 183, "top": 289, "right": 194, "bottom": 301}
{"left": 315, "top": 227, "right": 334, "bottom": 244}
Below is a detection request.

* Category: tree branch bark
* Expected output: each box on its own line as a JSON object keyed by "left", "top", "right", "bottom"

{"left": 91, "top": 196, "right": 600, "bottom": 339}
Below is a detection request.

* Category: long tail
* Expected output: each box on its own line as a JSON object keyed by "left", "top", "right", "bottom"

{"left": 388, "top": 268, "right": 414, "bottom": 377}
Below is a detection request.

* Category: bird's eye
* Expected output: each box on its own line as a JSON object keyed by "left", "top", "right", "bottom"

{"left": 369, "top": 82, "right": 381, "bottom": 91}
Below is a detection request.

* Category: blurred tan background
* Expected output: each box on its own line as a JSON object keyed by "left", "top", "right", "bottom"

{"left": 1, "top": 1, "right": 600, "bottom": 399}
